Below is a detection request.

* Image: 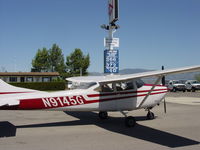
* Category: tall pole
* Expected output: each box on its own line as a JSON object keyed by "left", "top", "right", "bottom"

{"left": 101, "top": 0, "right": 119, "bottom": 74}
{"left": 108, "top": 27, "right": 113, "bottom": 50}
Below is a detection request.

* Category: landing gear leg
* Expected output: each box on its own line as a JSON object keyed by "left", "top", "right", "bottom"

{"left": 99, "top": 111, "right": 108, "bottom": 119}
{"left": 120, "top": 111, "right": 136, "bottom": 127}
{"left": 146, "top": 109, "right": 155, "bottom": 120}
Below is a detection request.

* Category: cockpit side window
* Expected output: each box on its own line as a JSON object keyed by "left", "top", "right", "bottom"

{"left": 125, "top": 81, "right": 134, "bottom": 90}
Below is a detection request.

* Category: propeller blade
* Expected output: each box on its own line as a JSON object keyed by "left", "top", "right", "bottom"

{"left": 162, "top": 76, "right": 165, "bottom": 86}
{"left": 164, "top": 98, "right": 167, "bottom": 113}
{"left": 162, "top": 66, "right": 167, "bottom": 113}
{"left": 161, "top": 66, "right": 166, "bottom": 86}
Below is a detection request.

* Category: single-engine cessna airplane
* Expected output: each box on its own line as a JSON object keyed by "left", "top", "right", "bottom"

{"left": 0, "top": 65, "right": 200, "bottom": 127}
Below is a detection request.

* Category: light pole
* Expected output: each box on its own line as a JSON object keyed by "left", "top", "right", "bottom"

{"left": 101, "top": 0, "right": 120, "bottom": 74}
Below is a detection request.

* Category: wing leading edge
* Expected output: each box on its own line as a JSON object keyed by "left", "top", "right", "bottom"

{"left": 67, "top": 65, "right": 200, "bottom": 83}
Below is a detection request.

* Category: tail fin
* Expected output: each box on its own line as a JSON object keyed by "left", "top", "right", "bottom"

{"left": 0, "top": 79, "right": 44, "bottom": 108}
{"left": 0, "top": 79, "right": 37, "bottom": 94}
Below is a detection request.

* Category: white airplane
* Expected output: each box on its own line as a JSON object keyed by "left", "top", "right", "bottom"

{"left": 0, "top": 65, "right": 200, "bottom": 127}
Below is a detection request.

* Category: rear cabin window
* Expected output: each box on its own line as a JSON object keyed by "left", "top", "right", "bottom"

{"left": 116, "top": 81, "right": 135, "bottom": 91}
{"left": 96, "top": 81, "right": 135, "bottom": 92}
{"left": 72, "top": 82, "right": 97, "bottom": 89}
{"left": 95, "top": 83, "right": 114, "bottom": 92}
{"left": 101, "top": 83, "right": 114, "bottom": 92}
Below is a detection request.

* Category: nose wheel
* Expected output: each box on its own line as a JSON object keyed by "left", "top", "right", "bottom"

{"left": 146, "top": 111, "right": 155, "bottom": 120}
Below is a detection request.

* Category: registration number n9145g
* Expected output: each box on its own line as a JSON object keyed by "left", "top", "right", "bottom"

{"left": 42, "top": 95, "right": 85, "bottom": 108}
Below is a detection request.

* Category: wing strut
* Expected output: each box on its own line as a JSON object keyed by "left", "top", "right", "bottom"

{"left": 137, "top": 76, "right": 163, "bottom": 108}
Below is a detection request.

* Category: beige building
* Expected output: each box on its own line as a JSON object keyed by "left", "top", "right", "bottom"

{"left": 0, "top": 72, "right": 60, "bottom": 83}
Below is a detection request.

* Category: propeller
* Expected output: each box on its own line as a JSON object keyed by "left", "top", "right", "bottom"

{"left": 162, "top": 66, "right": 167, "bottom": 113}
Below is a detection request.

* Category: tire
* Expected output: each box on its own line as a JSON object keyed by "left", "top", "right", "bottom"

{"left": 99, "top": 111, "right": 108, "bottom": 119}
{"left": 146, "top": 112, "right": 155, "bottom": 120}
{"left": 125, "top": 116, "right": 136, "bottom": 127}
{"left": 192, "top": 88, "right": 196, "bottom": 92}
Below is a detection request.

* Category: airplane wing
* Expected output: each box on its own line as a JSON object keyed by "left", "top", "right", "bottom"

{"left": 67, "top": 65, "right": 200, "bottom": 109}
{"left": 67, "top": 65, "right": 200, "bottom": 83}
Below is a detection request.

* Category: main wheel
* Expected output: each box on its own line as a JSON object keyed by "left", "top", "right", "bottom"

{"left": 125, "top": 116, "right": 136, "bottom": 127}
{"left": 173, "top": 88, "right": 177, "bottom": 92}
{"left": 192, "top": 87, "right": 196, "bottom": 92}
{"left": 146, "top": 112, "right": 155, "bottom": 120}
{"left": 99, "top": 111, "right": 108, "bottom": 119}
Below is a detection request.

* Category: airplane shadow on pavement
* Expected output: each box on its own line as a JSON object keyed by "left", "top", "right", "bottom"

{"left": 14, "top": 111, "right": 200, "bottom": 148}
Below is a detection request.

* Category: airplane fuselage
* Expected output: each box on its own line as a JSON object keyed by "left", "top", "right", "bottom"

{"left": 0, "top": 83, "right": 168, "bottom": 111}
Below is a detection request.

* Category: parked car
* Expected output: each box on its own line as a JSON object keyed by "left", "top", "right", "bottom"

{"left": 185, "top": 80, "right": 200, "bottom": 92}
{"left": 67, "top": 81, "right": 73, "bottom": 89}
{"left": 168, "top": 80, "right": 186, "bottom": 92}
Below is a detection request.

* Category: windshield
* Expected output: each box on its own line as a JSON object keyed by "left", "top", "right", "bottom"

{"left": 136, "top": 79, "right": 145, "bottom": 88}
{"left": 173, "top": 81, "right": 181, "bottom": 84}
{"left": 71, "top": 82, "right": 97, "bottom": 89}
{"left": 191, "top": 80, "right": 200, "bottom": 84}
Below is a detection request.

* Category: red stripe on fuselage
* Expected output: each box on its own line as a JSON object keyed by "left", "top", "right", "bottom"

{"left": 144, "top": 84, "right": 166, "bottom": 87}
{"left": 87, "top": 88, "right": 167, "bottom": 98}
{"left": 85, "top": 91, "right": 167, "bottom": 105}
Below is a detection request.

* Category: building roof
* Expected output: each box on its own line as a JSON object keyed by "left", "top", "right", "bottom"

{"left": 0, "top": 72, "right": 60, "bottom": 76}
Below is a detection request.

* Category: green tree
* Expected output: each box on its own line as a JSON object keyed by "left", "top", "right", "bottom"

{"left": 32, "top": 48, "right": 50, "bottom": 72}
{"left": 66, "top": 48, "right": 90, "bottom": 76}
{"left": 49, "top": 44, "right": 66, "bottom": 73}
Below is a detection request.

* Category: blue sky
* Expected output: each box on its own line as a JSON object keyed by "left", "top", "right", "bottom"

{"left": 0, "top": 0, "right": 200, "bottom": 72}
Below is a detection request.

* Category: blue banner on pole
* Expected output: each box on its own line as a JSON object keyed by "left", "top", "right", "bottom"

{"left": 104, "top": 49, "right": 119, "bottom": 73}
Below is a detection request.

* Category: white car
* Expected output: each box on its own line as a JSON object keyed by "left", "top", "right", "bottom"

{"left": 185, "top": 80, "right": 200, "bottom": 92}
{"left": 67, "top": 81, "right": 73, "bottom": 89}
{"left": 168, "top": 80, "right": 186, "bottom": 92}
